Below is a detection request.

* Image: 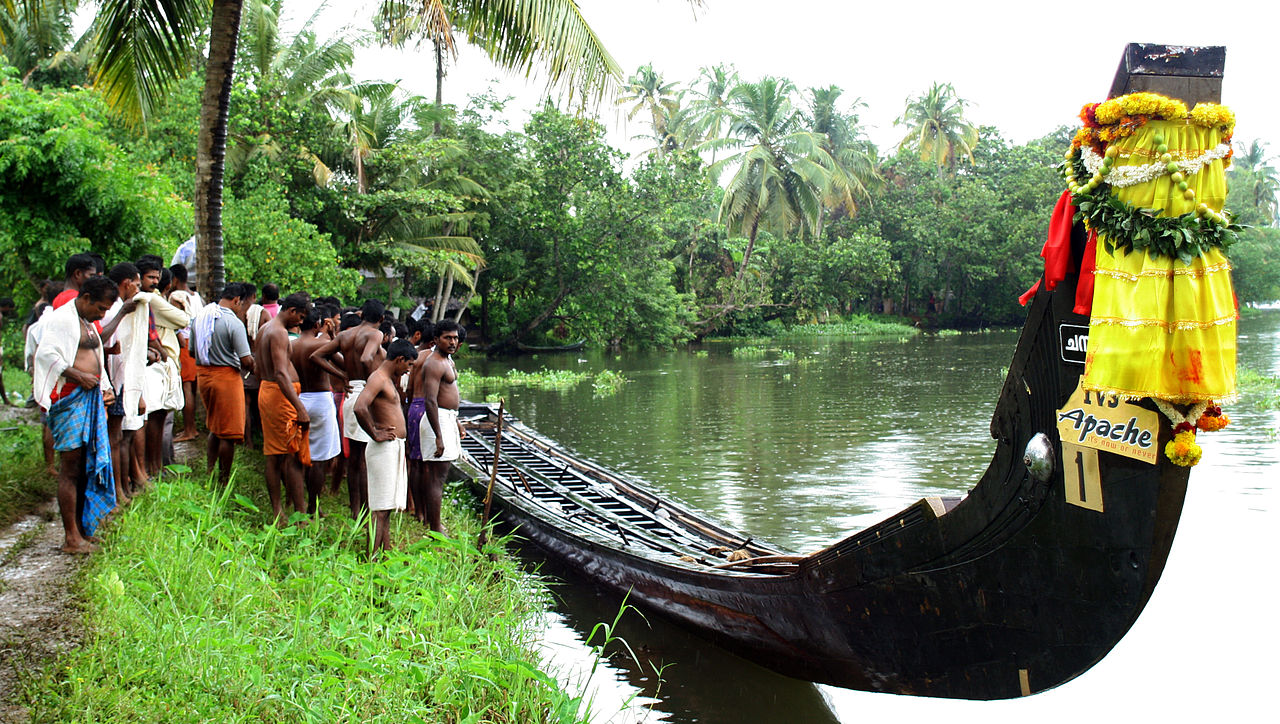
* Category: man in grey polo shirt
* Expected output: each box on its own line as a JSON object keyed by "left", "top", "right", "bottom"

{"left": 192, "top": 282, "right": 255, "bottom": 484}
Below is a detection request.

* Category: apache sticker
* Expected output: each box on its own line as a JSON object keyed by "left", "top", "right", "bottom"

{"left": 1055, "top": 382, "right": 1159, "bottom": 464}
{"left": 1059, "top": 324, "right": 1089, "bottom": 365}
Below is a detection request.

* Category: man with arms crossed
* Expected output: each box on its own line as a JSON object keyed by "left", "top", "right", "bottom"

{"left": 34, "top": 277, "right": 119, "bottom": 553}
{"left": 256, "top": 293, "right": 312, "bottom": 522}
{"left": 354, "top": 339, "right": 417, "bottom": 553}
{"left": 419, "top": 320, "right": 464, "bottom": 535}
{"left": 335, "top": 300, "right": 386, "bottom": 518}
{"left": 292, "top": 304, "right": 346, "bottom": 514}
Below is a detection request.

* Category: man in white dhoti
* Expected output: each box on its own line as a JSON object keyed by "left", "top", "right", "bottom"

{"left": 354, "top": 339, "right": 417, "bottom": 554}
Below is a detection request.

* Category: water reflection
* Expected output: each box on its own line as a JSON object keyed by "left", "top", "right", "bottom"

{"left": 466, "top": 313, "right": 1280, "bottom": 723}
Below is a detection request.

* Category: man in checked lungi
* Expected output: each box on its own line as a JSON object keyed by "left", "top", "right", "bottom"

{"left": 33, "top": 276, "right": 120, "bottom": 554}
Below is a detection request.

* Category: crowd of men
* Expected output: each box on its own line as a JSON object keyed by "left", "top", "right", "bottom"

{"left": 23, "top": 252, "right": 466, "bottom": 554}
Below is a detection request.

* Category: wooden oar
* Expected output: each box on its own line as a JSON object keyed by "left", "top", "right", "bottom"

{"left": 477, "top": 399, "right": 504, "bottom": 548}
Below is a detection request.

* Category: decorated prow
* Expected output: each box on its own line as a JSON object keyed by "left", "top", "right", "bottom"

{"left": 1026, "top": 42, "right": 1237, "bottom": 469}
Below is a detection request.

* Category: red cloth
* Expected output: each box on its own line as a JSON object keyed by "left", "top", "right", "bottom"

{"left": 52, "top": 289, "right": 77, "bottom": 309}
{"left": 1019, "top": 190, "right": 1097, "bottom": 315}
{"left": 1073, "top": 231, "right": 1098, "bottom": 315}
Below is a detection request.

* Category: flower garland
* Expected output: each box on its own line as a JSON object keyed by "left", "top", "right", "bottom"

{"left": 1195, "top": 402, "right": 1230, "bottom": 432}
{"left": 1094, "top": 92, "right": 1188, "bottom": 124}
{"left": 1063, "top": 149, "right": 1243, "bottom": 264}
{"left": 1150, "top": 399, "right": 1231, "bottom": 466}
{"left": 1081, "top": 144, "right": 1232, "bottom": 188}
{"left": 1153, "top": 399, "right": 1209, "bottom": 467}
{"left": 1072, "top": 93, "right": 1236, "bottom": 156}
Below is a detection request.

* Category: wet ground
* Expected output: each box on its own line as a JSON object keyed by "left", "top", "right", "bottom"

{"left": 0, "top": 407, "right": 202, "bottom": 723}
{"left": 0, "top": 500, "right": 82, "bottom": 723}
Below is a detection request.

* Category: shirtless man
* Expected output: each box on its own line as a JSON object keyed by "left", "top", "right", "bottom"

{"left": 34, "top": 276, "right": 119, "bottom": 553}
{"left": 405, "top": 319, "right": 434, "bottom": 524}
{"left": 326, "top": 312, "right": 363, "bottom": 496}
{"left": 256, "top": 293, "right": 312, "bottom": 522}
{"left": 419, "top": 320, "right": 464, "bottom": 535}
{"left": 293, "top": 304, "right": 346, "bottom": 514}
{"left": 334, "top": 300, "right": 387, "bottom": 518}
{"left": 354, "top": 339, "right": 418, "bottom": 553}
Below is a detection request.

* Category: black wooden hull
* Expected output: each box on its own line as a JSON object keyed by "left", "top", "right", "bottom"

{"left": 455, "top": 268, "right": 1188, "bottom": 700}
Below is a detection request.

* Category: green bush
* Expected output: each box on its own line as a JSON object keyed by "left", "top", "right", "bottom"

{"left": 224, "top": 182, "right": 362, "bottom": 300}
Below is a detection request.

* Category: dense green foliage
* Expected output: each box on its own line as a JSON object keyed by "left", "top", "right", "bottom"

{"left": 0, "top": 69, "right": 187, "bottom": 300}
{"left": 28, "top": 473, "right": 588, "bottom": 723}
{"left": 4, "top": 7, "right": 1279, "bottom": 345}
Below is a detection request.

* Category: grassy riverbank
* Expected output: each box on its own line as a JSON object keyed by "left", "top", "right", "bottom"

{"left": 21, "top": 460, "right": 588, "bottom": 723}
{"left": 0, "top": 417, "right": 53, "bottom": 530}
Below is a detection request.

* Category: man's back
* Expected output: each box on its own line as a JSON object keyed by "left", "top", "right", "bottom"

{"left": 337, "top": 323, "right": 384, "bottom": 381}
{"left": 292, "top": 333, "right": 333, "bottom": 393}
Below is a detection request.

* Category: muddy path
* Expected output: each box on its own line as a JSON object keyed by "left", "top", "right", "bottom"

{"left": 0, "top": 500, "right": 84, "bottom": 723}
{"left": 0, "top": 412, "right": 203, "bottom": 723}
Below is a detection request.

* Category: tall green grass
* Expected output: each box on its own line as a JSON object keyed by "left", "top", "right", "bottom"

{"left": 782, "top": 314, "right": 920, "bottom": 337}
{"left": 26, "top": 473, "right": 588, "bottom": 723}
{"left": 461, "top": 367, "right": 634, "bottom": 401}
{"left": 0, "top": 421, "right": 54, "bottom": 529}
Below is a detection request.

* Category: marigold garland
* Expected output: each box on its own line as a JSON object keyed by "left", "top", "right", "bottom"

{"left": 1195, "top": 403, "right": 1230, "bottom": 432}
{"left": 1071, "top": 93, "right": 1237, "bottom": 156}
{"left": 1165, "top": 430, "right": 1203, "bottom": 467}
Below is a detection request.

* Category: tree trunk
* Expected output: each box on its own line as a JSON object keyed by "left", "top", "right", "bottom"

{"left": 430, "top": 269, "right": 445, "bottom": 322}
{"left": 507, "top": 285, "right": 570, "bottom": 345}
{"left": 733, "top": 216, "right": 761, "bottom": 287}
{"left": 194, "top": 0, "right": 244, "bottom": 299}
{"left": 454, "top": 267, "right": 479, "bottom": 323}
{"left": 438, "top": 269, "right": 456, "bottom": 323}
{"left": 433, "top": 38, "right": 444, "bottom": 136}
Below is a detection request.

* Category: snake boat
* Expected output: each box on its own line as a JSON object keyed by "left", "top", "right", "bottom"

{"left": 451, "top": 44, "right": 1231, "bottom": 700}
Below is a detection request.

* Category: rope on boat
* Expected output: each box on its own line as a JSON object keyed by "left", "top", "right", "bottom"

{"left": 709, "top": 554, "right": 806, "bottom": 570}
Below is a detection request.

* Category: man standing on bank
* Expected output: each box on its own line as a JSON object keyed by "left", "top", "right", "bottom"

{"left": 293, "top": 304, "right": 345, "bottom": 515}
{"left": 256, "top": 293, "right": 312, "bottom": 522}
{"left": 34, "top": 276, "right": 119, "bottom": 553}
{"left": 354, "top": 339, "right": 417, "bottom": 553}
{"left": 419, "top": 320, "right": 464, "bottom": 535}
{"left": 336, "top": 300, "right": 386, "bottom": 518}
{"left": 192, "top": 283, "right": 254, "bottom": 485}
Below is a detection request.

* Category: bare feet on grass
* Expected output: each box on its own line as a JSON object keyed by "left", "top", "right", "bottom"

{"left": 61, "top": 539, "right": 99, "bottom": 555}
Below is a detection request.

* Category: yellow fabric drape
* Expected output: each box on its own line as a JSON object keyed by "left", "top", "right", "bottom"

{"left": 1082, "top": 120, "right": 1238, "bottom": 403}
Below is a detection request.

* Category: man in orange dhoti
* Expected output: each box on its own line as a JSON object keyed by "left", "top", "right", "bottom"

{"left": 257, "top": 293, "right": 313, "bottom": 521}
{"left": 193, "top": 283, "right": 254, "bottom": 484}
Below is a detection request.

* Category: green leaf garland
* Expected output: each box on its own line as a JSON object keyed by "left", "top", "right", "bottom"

{"left": 1063, "top": 150, "right": 1243, "bottom": 265}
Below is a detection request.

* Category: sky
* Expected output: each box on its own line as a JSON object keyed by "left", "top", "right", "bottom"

{"left": 281, "top": 0, "right": 1280, "bottom": 162}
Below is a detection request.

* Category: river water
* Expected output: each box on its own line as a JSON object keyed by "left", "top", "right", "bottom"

{"left": 464, "top": 313, "right": 1280, "bottom": 723}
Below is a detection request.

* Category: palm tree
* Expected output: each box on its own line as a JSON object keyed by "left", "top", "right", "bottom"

{"left": 617, "top": 63, "right": 680, "bottom": 149}
{"left": 0, "top": 0, "right": 83, "bottom": 83}
{"left": 805, "top": 84, "right": 879, "bottom": 223}
{"left": 328, "top": 81, "right": 427, "bottom": 193}
{"left": 713, "top": 77, "right": 844, "bottom": 288}
{"left": 896, "top": 81, "right": 979, "bottom": 174}
{"left": 685, "top": 63, "right": 737, "bottom": 163}
{"left": 378, "top": 0, "right": 622, "bottom": 122}
{"left": 1230, "top": 139, "right": 1280, "bottom": 225}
